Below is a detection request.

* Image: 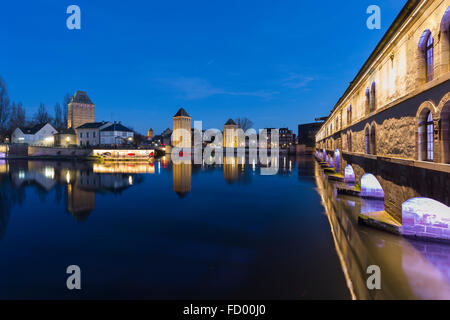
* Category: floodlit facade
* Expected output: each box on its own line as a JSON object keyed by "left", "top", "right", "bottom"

{"left": 11, "top": 123, "right": 58, "bottom": 146}
{"left": 224, "top": 119, "right": 238, "bottom": 148}
{"left": 172, "top": 108, "right": 191, "bottom": 148}
{"left": 315, "top": 0, "right": 450, "bottom": 241}
{"left": 67, "top": 91, "right": 95, "bottom": 130}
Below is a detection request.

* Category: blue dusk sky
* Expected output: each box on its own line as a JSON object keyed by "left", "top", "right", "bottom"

{"left": 0, "top": 0, "right": 406, "bottom": 134}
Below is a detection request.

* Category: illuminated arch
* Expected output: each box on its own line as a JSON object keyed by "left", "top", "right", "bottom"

{"left": 334, "top": 149, "right": 341, "bottom": 172}
{"left": 344, "top": 165, "right": 355, "bottom": 183}
{"left": 416, "top": 101, "right": 436, "bottom": 161}
{"left": 402, "top": 198, "right": 450, "bottom": 239}
{"left": 360, "top": 173, "right": 384, "bottom": 199}
{"left": 438, "top": 94, "right": 450, "bottom": 163}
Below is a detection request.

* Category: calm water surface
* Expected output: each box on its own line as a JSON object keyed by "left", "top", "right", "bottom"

{"left": 0, "top": 156, "right": 449, "bottom": 299}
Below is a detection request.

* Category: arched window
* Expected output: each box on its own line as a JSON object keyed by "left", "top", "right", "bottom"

{"left": 347, "top": 132, "right": 352, "bottom": 152}
{"left": 365, "top": 88, "right": 370, "bottom": 115}
{"left": 370, "top": 125, "right": 376, "bottom": 155}
{"left": 370, "top": 82, "right": 376, "bottom": 112}
{"left": 418, "top": 109, "right": 434, "bottom": 161}
{"left": 365, "top": 127, "right": 370, "bottom": 154}
{"left": 426, "top": 112, "right": 434, "bottom": 160}
{"left": 347, "top": 105, "right": 352, "bottom": 125}
{"left": 425, "top": 34, "right": 434, "bottom": 82}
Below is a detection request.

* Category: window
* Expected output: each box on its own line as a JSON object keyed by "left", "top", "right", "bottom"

{"left": 370, "top": 125, "right": 376, "bottom": 155}
{"left": 425, "top": 33, "right": 434, "bottom": 82}
{"left": 365, "top": 88, "right": 370, "bottom": 115}
{"left": 347, "top": 106, "right": 352, "bottom": 125}
{"left": 93, "top": 132, "right": 96, "bottom": 138}
{"left": 80, "top": 133, "right": 83, "bottom": 138}
{"left": 347, "top": 132, "right": 352, "bottom": 152}
{"left": 87, "top": 132, "right": 89, "bottom": 138}
{"left": 419, "top": 110, "right": 434, "bottom": 161}
{"left": 370, "top": 82, "right": 376, "bottom": 112}
{"left": 426, "top": 112, "right": 434, "bottom": 160}
{"left": 365, "top": 127, "right": 370, "bottom": 154}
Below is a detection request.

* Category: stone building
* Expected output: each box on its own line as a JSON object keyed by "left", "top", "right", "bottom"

{"left": 67, "top": 91, "right": 95, "bottom": 130}
{"left": 172, "top": 108, "right": 191, "bottom": 148}
{"left": 224, "top": 119, "right": 238, "bottom": 148}
{"left": 315, "top": 0, "right": 450, "bottom": 241}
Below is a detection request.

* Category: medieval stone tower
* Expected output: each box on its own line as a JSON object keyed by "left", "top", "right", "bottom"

{"left": 172, "top": 108, "right": 191, "bottom": 148}
{"left": 67, "top": 91, "right": 95, "bottom": 129}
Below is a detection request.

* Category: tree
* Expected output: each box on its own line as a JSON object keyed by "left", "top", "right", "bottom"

{"left": 53, "top": 102, "right": 63, "bottom": 129}
{"left": 63, "top": 93, "right": 72, "bottom": 128}
{"left": 0, "top": 76, "right": 10, "bottom": 135}
{"left": 34, "top": 103, "right": 50, "bottom": 125}
{"left": 234, "top": 117, "right": 253, "bottom": 131}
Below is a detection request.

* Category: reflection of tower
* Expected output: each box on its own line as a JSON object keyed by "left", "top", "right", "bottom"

{"left": 224, "top": 119, "right": 237, "bottom": 148}
{"left": 224, "top": 157, "right": 238, "bottom": 184}
{"left": 67, "top": 91, "right": 95, "bottom": 129}
{"left": 173, "top": 162, "right": 192, "bottom": 198}
{"left": 67, "top": 183, "right": 95, "bottom": 222}
{"left": 172, "top": 108, "right": 191, "bottom": 148}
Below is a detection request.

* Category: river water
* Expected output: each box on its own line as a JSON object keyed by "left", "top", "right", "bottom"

{"left": 0, "top": 156, "right": 449, "bottom": 299}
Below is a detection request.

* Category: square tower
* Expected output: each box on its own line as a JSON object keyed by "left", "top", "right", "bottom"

{"left": 67, "top": 91, "right": 95, "bottom": 129}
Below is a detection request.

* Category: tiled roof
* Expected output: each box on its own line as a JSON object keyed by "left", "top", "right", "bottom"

{"left": 225, "top": 118, "right": 236, "bottom": 125}
{"left": 174, "top": 108, "right": 190, "bottom": 117}
{"left": 76, "top": 122, "right": 108, "bottom": 129}
{"left": 19, "top": 123, "right": 47, "bottom": 135}
{"left": 70, "top": 91, "right": 94, "bottom": 105}
{"left": 100, "top": 123, "right": 133, "bottom": 132}
{"left": 58, "top": 128, "right": 76, "bottom": 135}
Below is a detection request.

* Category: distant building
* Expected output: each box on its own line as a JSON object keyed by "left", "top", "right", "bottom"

{"left": 54, "top": 128, "right": 77, "bottom": 147}
{"left": 77, "top": 121, "right": 111, "bottom": 147}
{"left": 67, "top": 91, "right": 95, "bottom": 130}
{"left": 279, "top": 128, "right": 296, "bottom": 149}
{"left": 297, "top": 122, "right": 323, "bottom": 154}
{"left": 147, "top": 128, "right": 154, "bottom": 141}
{"left": 76, "top": 121, "right": 134, "bottom": 147}
{"left": 172, "top": 108, "right": 191, "bottom": 148}
{"left": 100, "top": 122, "right": 134, "bottom": 146}
{"left": 224, "top": 119, "right": 237, "bottom": 148}
{"left": 11, "top": 123, "right": 58, "bottom": 146}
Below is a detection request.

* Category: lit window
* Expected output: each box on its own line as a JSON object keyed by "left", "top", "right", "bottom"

{"left": 425, "top": 34, "right": 434, "bottom": 82}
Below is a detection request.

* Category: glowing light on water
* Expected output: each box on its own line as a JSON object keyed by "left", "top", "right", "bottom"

{"left": 44, "top": 167, "right": 55, "bottom": 180}
{"left": 66, "top": 171, "right": 71, "bottom": 184}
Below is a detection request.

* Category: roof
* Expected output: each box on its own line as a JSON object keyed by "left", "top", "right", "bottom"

{"left": 70, "top": 91, "right": 94, "bottom": 105}
{"left": 100, "top": 123, "right": 133, "bottom": 132}
{"left": 19, "top": 123, "right": 47, "bottom": 135}
{"left": 58, "top": 128, "right": 76, "bottom": 135}
{"left": 174, "top": 108, "right": 190, "bottom": 117}
{"left": 76, "top": 122, "right": 109, "bottom": 129}
{"left": 225, "top": 118, "right": 236, "bottom": 125}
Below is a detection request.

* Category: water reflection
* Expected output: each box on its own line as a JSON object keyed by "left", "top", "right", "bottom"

{"left": 314, "top": 161, "right": 450, "bottom": 299}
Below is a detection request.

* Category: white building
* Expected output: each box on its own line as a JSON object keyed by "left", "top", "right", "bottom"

{"left": 100, "top": 122, "right": 134, "bottom": 146}
{"left": 77, "top": 121, "right": 112, "bottom": 147}
{"left": 11, "top": 123, "right": 58, "bottom": 146}
{"left": 76, "top": 121, "right": 133, "bottom": 147}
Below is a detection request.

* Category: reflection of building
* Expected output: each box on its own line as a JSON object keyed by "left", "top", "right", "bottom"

{"left": 224, "top": 157, "right": 238, "bottom": 184}
{"left": 172, "top": 108, "right": 191, "bottom": 148}
{"left": 67, "top": 184, "right": 95, "bottom": 222}
{"left": 224, "top": 119, "right": 237, "bottom": 148}
{"left": 11, "top": 123, "right": 57, "bottom": 146}
{"left": 67, "top": 91, "right": 95, "bottom": 130}
{"left": 173, "top": 162, "right": 191, "bottom": 197}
